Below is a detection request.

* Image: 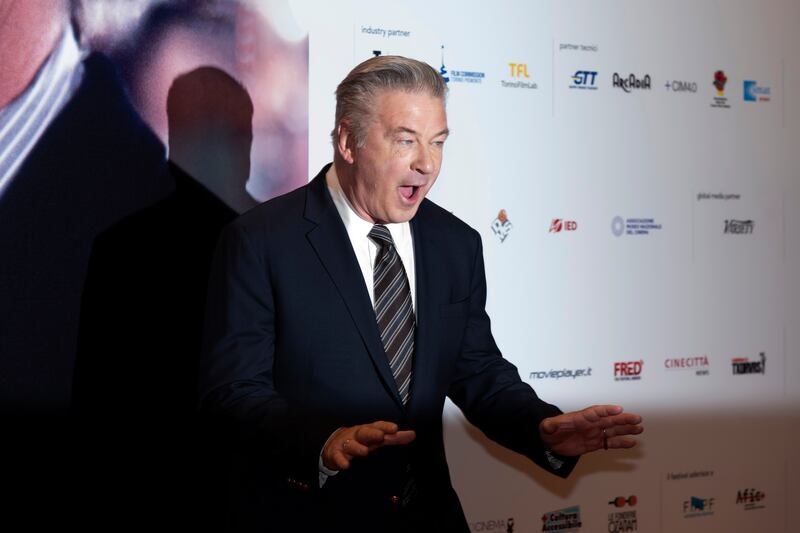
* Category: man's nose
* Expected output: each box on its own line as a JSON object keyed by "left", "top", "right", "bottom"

{"left": 412, "top": 146, "right": 435, "bottom": 175}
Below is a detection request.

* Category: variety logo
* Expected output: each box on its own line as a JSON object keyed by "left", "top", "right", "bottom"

{"left": 529, "top": 367, "right": 592, "bottom": 380}
{"left": 542, "top": 506, "right": 582, "bottom": 532}
{"left": 550, "top": 218, "right": 578, "bottom": 233}
{"left": 612, "top": 216, "right": 663, "bottom": 236}
{"left": 470, "top": 517, "right": 515, "bottom": 532}
{"left": 570, "top": 70, "right": 598, "bottom": 90}
{"left": 744, "top": 80, "right": 771, "bottom": 102}
{"left": 440, "top": 46, "right": 484, "bottom": 85}
{"left": 664, "top": 355, "right": 710, "bottom": 376}
{"left": 683, "top": 496, "right": 715, "bottom": 519}
{"left": 711, "top": 70, "right": 731, "bottom": 109}
{"left": 491, "top": 209, "right": 513, "bottom": 243}
{"left": 665, "top": 80, "right": 698, "bottom": 93}
{"left": 732, "top": 352, "right": 766, "bottom": 375}
{"left": 614, "top": 360, "right": 644, "bottom": 381}
{"left": 736, "top": 488, "right": 766, "bottom": 511}
{"left": 608, "top": 496, "right": 638, "bottom": 532}
{"left": 724, "top": 219, "right": 754, "bottom": 234}
{"left": 612, "top": 73, "right": 652, "bottom": 92}
{"left": 502, "top": 62, "right": 537, "bottom": 89}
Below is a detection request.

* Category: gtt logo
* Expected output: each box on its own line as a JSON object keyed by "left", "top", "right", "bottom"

{"left": 508, "top": 63, "right": 530, "bottom": 78}
{"left": 572, "top": 70, "right": 597, "bottom": 86}
{"left": 549, "top": 219, "right": 577, "bottom": 233}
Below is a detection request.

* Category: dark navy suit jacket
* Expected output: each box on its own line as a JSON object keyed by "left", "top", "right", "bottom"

{"left": 200, "top": 164, "right": 576, "bottom": 532}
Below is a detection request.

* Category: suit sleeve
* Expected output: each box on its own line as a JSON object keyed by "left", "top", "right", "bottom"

{"left": 199, "top": 222, "right": 337, "bottom": 490}
{"left": 447, "top": 232, "right": 578, "bottom": 478}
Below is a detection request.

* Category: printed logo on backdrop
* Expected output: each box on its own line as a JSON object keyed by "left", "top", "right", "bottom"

{"left": 612, "top": 73, "right": 651, "bottom": 92}
{"left": 664, "top": 355, "right": 710, "bottom": 376}
{"left": 440, "top": 46, "right": 484, "bottom": 85}
{"left": 470, "top": 516, "right": 514, "bottom": 532}
{"left": 744, "top": 80, "right": 771, "bottom": 102}
{"left": 608, "top": 496, "right": 638, "bottom": 532}
{"left": 357, "top": 25, "right": 414, "bottom": 60}
{"left": 502, "top": 62, "right": 538, "bottom": 90}
{"left": 614, "top": 360, "right": 644, "bottom": 381}
{"left": 550, "top": 218, "right": 578, "bottom": 233}
{"left": 683, "top": 496, "right": 715, "bottom": 519}
{"left": 541, "top": 506, "right": 582, "bottom": 532}
{"left": 612, "top": 216, "right": 663, "bottom": 236}
{"left": 667, "top": 470, "right": 714, "bottom": 481}
{"left": 711, "top": 70, "right": 731, "bottom": 109}
{"left": 559, "top": 42, "right": 599, "bottom": 52}
{"left": 570, "top": 70, "right": 598, "bottom": 90}
{"left": 529, "top": 367, "right": 592, "bottom": 380}
{"left": 736, "top": 488, "right": 766, "bottom": 511}
{"left": 724, "top": 219, "right": 754, "bottom": 234}
{"left": 697, "top": 192, "right": 741, "bottom": 201}
{"left": 491, "top": 209, "right": 513, "bottom": 243}
{"left": 732, "top": 352, "right": 766, "bottom": 375}
{"left": 665, "top": 79, "right": 698, "bottom": 93}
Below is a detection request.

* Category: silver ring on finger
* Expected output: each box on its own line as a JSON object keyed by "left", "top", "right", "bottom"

{"left": 343, "top": 439, "right": 350, "bottom": 451}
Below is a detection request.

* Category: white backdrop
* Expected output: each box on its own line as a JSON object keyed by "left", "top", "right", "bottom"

{"left": 291, "top": 1, "right": 800, "bottom": 530}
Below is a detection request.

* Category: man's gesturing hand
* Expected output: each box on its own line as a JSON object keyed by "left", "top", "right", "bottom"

{"left": 322, "top": 421, "right": 416, "bottom": 471}
{"left": 539, "top": 405, "right": 643, "bottom": 456}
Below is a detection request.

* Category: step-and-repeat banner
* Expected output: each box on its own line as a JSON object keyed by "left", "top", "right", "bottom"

{"left": 297, "top": 1, "right": 798, "bottom": 532}
{"left": 49, "top": 1, "right": 797, "bottom": 531}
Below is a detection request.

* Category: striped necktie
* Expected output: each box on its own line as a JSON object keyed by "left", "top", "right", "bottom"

{"left": 368, "top": 224, "right": 414, "bottom": 404}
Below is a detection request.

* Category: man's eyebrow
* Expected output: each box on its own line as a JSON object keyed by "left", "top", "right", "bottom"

{"left": 389, "top": 126, "right": 450, "bottom": 137}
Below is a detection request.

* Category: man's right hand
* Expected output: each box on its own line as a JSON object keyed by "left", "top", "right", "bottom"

{"left": 321, "top": 421, "right": 415, "bottom": 471}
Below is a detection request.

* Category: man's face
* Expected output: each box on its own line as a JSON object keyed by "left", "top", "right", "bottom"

{"left": 347, "top": 89, "right": 448, "bottom": 224}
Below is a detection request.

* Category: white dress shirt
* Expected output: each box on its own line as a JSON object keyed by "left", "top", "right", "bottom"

{"left": 317, "top": 164, "right": 418, "bottom": 486}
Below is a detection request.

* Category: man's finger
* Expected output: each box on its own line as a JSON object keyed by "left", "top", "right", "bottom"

{"left": 605, "top": 424, "right": 643, "bottom": 437}
{"left": 368, "top": 420, "right": 399, "bottom": 434}
{"left": 332, "top": 450, "right": 352, "bottom": 470}
{"left": 583, "top": 404, "right": 623, "bottom": 422}
{"left": 608, "top": 436, "right": 638, "bottom": 449}
{"left": 354, "top": 426, "right": 388, "bottom": 446}
{"left": 383, "top": 430, "right": 416, "bottom": 446}
{"left": 342, "top": 437, "right": 370, "bottom": 457}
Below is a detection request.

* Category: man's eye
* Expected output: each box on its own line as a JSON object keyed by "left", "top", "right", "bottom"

{"left": 432, "top": 140, "right": 445, "bottom": 147}
{"left": 398, "top": 139, "right": 413, "bottom": 145}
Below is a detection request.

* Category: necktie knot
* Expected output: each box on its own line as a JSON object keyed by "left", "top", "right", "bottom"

{"left": 368, "top": 224, "right": 394, "bottom": 249}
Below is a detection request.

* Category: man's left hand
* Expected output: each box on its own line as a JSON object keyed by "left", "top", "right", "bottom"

{"left": 539, "top": 405, "right": 643, "bottom": 456}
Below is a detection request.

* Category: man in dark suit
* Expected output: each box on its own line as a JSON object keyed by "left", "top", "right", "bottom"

{"left": 200, "top": 56, "right": 643, "bottom": 532}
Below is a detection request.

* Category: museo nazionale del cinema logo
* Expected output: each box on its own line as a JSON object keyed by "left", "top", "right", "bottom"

{"left": 491, "top": 209, "right": 513, "bottom": 243}
{"left": 570, "top": 70, "right": 598, "bottom": 90}
{"left": 541, "top": 506, "right": 582, "bottom": 532}
{"left": 611, "top": 216, "right": 662, "bottom": 237}
{"left": 614, "top": 360, "right": 644, "bottom": 382}
{"left": 501, "top": 62, "right": 538, "bottom": 90}
{"left": 612, "top": 72, "right": 651, "bottom": 92}
{"left": 711, "top": 70, "right": 731, "bottom": 109}
{"left": 608, "top": 495, "right": 638, "bottom": 532}
{"left": 664, "top": 355, "right": 710, "bottom": 376}
{"left": 736, "top": 488, "right": 766, "bottom": 511}
{"left": 549, "top": 218, "right": 577, "bottom": 233}
{"left": 439, "top": 45, "right": 485, "bottom": 85}
{"left": 732, "top": 352, "right": 766, "bottom": 375}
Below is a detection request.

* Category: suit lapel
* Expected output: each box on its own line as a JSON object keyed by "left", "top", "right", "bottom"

{"left": 303, "top": 166, "right": 404, "bottom": 411}
{"left": 407, "top": 201, "right": 439, "bottom": 420}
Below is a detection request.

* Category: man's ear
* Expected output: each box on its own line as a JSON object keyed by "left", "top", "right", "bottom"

{"left": 336, "top": 123, "right": 356, "bottom": 164}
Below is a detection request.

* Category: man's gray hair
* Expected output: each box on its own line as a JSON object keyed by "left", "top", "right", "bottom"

{"left": 332, "top": 55, "right": 447, "bottom": 148}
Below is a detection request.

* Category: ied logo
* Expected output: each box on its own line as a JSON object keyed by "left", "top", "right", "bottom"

{"left": 608, "top": 496, "right": 638, "bottom": 532}
{"left": 491, "top": 209, "right": 513, "bottom": 243}
{"left": 550, "top": 218, "right": 577, "bottom": 233}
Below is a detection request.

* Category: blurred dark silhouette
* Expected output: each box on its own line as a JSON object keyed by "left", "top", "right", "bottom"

{"left": 72, "top": 66, "right": 250, "bottom": 530}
